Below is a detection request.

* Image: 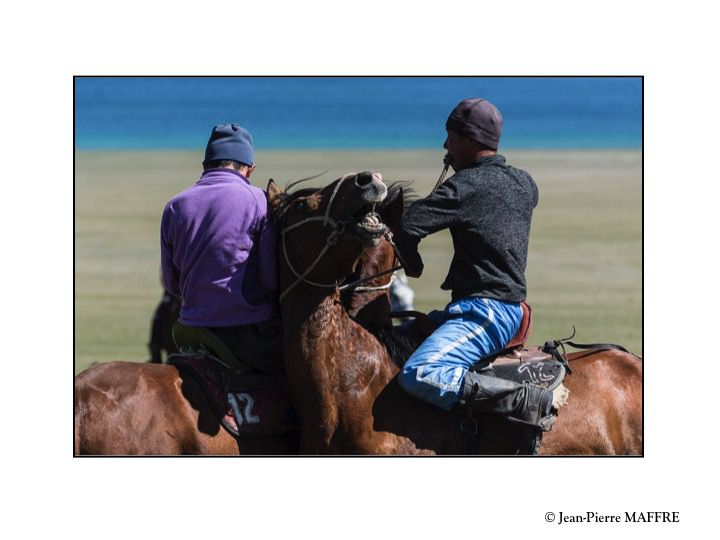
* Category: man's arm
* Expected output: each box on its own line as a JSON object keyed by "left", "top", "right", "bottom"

{"left": 394, "top": 180, "right": 462, "bottom": 278}
{"left": 256, "top": 214, "right": 278, "bottom": 293}
{"left": 160, "top": 205, "right": 181, "bottom": 297}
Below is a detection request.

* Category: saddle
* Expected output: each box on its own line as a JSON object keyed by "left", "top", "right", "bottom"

{"left": 167, "top": 325, "right": 299, "bottom": 439}
{"left": 477, "top": 358, "right": 566, "bottom": 391}
{"left": 487, "top": 302, "right": 558, "bottom": 364}
{"left": 458, "top": 348, "right": 568, "bottom": 454}
{"left": 464, "top": 304, "right": 569, "bottom": 454}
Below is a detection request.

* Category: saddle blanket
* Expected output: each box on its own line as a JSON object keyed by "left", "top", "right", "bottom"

{"left": 168, "top": 354, "right": 299, "bottom": 439}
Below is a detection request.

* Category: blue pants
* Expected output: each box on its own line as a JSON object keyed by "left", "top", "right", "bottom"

{"left": 398, "top": 297, "right": 522, "bottom": 410}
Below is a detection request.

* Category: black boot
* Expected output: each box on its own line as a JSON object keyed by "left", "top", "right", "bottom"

{"left": 459, "top": 370, "right": 556, "bottom": 431}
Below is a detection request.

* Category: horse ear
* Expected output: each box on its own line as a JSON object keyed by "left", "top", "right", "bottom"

{"left": 381, "top": 186, "right": 404, "bottom": 232}
{"left": 266, "top": 179, "right": 284, "bottom": 210}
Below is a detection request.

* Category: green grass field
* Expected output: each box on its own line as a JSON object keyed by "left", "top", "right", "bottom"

{"left": 74, "top": 149, "right": 642, "bottom": 374}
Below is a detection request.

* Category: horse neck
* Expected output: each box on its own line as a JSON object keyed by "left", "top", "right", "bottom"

{"left": 347, "top": 289, "right": 392, "bottom": 326}
{"left": 281, "top": 284, "right": 344, "bottom": 392}
{"left": 344, "top": 240, "right": 395, "bottom": 324}
{"left": 280, "top": 285, "right": 397, "bottom": 444}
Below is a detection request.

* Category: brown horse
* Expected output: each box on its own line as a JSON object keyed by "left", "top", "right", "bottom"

{"left": 539, "top": 348, "right": 642, "bottom": 455}
{"left": 268, "top": 172, "right": 642, "bottom": 455}
{"left": 74, "top": 361, "right": 297, "bottom": 455}
{"left": 73, "top": 177, "right": 408, "bottom": 455}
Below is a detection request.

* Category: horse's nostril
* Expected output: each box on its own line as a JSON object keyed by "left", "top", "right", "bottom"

{"left": 355, "top": 172, "right": 373, "bottom": 187}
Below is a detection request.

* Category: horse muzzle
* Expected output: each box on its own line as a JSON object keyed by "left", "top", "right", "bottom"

{"left": 355, "top": 171, "right": 388, "bottom": 203}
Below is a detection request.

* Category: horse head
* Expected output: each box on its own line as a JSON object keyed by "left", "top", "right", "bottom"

{"left": 268, "top": 172, "right": 388, "bottom": 301}
{"left": 340, "top": 182, "right": 409, "bottom": 320}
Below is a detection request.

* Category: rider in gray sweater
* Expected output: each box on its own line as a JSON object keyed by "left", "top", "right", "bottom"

{"left": 395, "top": 98, "right": 555, "bottom": 429}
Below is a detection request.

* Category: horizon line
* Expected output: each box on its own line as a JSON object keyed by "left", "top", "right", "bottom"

{"left": 74, "top": 145, "right": 642, "bottom": 152}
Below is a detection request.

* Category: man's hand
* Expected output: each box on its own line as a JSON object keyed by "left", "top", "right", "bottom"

{"left": 393, "top": 230, "right": 424, "bottom": 278}
{"left": 402, "top": 251, "right": 424, "bottom": 278}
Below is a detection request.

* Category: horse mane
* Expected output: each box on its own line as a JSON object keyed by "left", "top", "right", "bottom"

{"left": 380, "top": 181, "right": 416, "bottom": 212}
{"left": 271, "top": 186, "right": 319, "bottom": 226}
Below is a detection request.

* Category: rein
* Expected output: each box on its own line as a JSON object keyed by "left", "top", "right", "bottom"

{"left": 280, "top": 216, "right": 344, "bottom": 298}
{"left": 542, "top": 326, "right": 642, "bottom": 373}
{"left": 281, "top": 228, "right": 403, "bottom": 301}
{"left": 341, "top": 229, "right": 406, "bottom": 293}
{"left": 349, "top": 266, "right": 397, "bottom": 292}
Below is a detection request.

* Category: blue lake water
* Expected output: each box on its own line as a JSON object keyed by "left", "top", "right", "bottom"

{"left": 75, "top": 77, "right": 642, "bottom": 150}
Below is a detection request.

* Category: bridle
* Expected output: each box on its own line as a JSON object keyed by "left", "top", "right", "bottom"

{"left": 341, "top": 228, "right": 407, "bottom": 293}
{"left": 277, "top": 174, "right": 404, "bottom": 302}
{"left": 351, "top": 264, "right": 397, "bottom": 292}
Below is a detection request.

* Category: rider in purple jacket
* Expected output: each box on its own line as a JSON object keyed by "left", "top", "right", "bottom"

{"left": 160, "top": 124, "right": 281, "bottom": 372}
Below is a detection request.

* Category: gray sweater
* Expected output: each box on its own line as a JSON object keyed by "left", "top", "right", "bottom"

{"left": 395, "top": 154, "right": 538, "bottom": 303}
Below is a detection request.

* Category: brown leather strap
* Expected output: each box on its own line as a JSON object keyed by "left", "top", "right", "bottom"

{"left": 504, "top": 302, "right": 532, "bottom": 350}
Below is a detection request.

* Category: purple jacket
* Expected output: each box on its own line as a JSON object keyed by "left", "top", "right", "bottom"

{"left": 161, "top": 168, "right": 278, "bottom": 327}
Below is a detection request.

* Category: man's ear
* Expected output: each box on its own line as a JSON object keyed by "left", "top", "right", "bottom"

{"left": 266, "top": 179, "right": 284, "bottom": 210}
